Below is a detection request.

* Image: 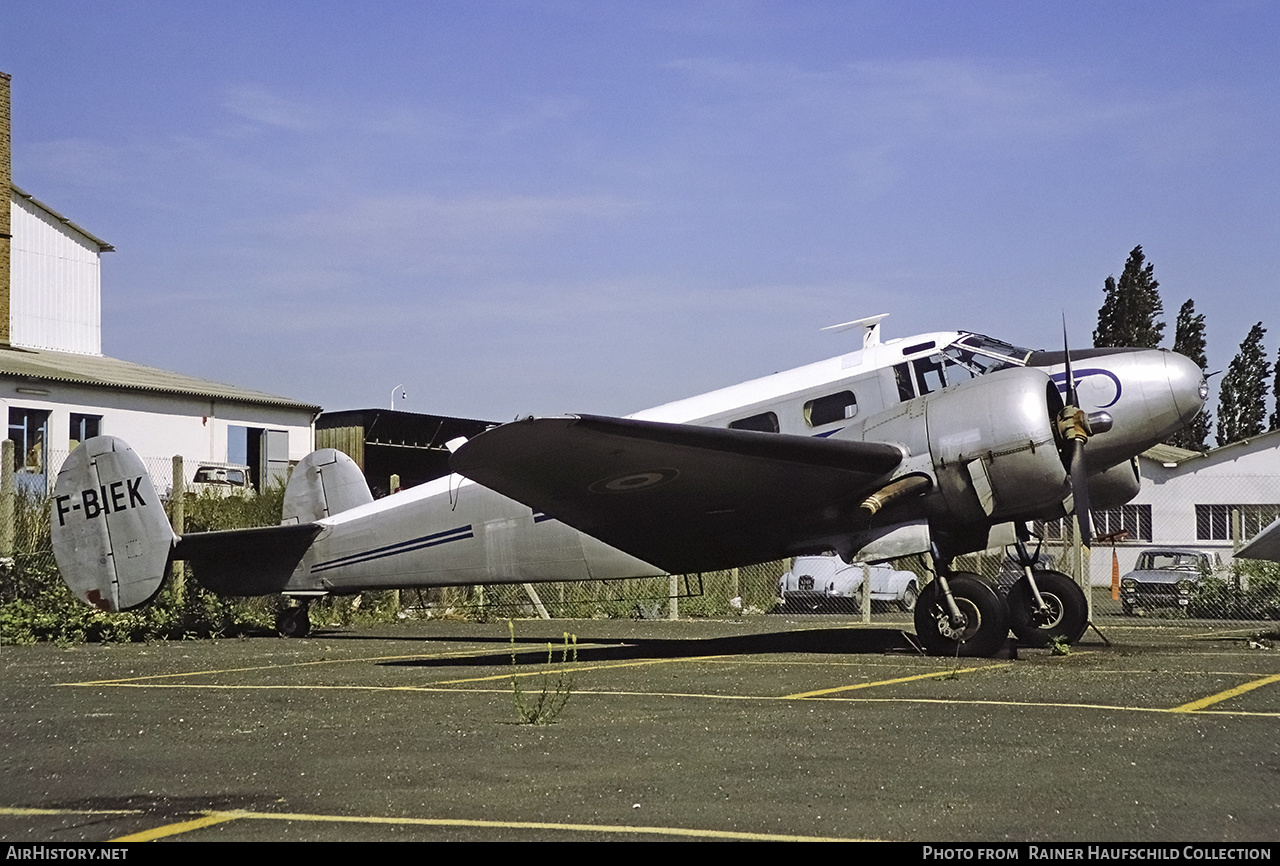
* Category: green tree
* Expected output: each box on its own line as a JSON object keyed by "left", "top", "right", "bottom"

{"left": 1272, "top": 345, "right": 1280, "bottom": 432}
{"left": 1216, "top": 322, "right": 1271, "bottom": 447}
{"left": 1093, "top": 245, "right": 1165, "bottom": 349}
{"left": 1166, "top": 299, "right": 1211, "bottom": 450}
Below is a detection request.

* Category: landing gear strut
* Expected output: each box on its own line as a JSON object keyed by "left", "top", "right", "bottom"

{"left": 914, "top": 551, "right": 1009, "bottom": 657}
{"left": 1005, "top": 531, "right": 1087, "bottom": 647}
{"left": 277, "top": 602, "right": 312, "bottom": 638}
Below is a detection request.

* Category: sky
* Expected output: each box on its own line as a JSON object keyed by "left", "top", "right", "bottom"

{"left": 3, "top": 1, "right": 1278, "bottom": 422}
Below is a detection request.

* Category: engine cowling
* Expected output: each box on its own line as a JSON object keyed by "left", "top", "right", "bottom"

{"left": 862, "top": 366, "right": 1069, "bottom": 527}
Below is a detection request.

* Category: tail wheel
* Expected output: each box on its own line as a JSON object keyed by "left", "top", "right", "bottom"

{"left": 1007, "top": 569, "right": 1087, "bottom": 646}
{"left": 278, "top": 605, "right": 311, "bottom": 638}
{"left": 914, "top": 572, "right": 1009, "bottom": 657}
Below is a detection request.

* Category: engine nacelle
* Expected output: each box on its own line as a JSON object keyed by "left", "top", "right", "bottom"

{"left": 1086, "top": 456, "right": 1141, "bottom": 511}
{"left": 861, "top": 366, "right": 1069, "bottom": 526}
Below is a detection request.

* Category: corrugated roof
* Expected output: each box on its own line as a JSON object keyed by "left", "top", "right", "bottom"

{"left": 0, "top": 345, "right": 320, "bottom": 412}
{"left": 1141, "top": 443, "right": 1203, "bottom": 465}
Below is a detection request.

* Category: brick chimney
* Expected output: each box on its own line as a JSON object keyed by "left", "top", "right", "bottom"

{"left": 0, "top": 71, "right": 10, "bottom": 345}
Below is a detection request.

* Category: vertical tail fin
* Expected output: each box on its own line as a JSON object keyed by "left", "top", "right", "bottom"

{"left": 51, "top": 437, "right": 175, "bottom": 611}
{"left": 281, "top": 448, "right": 373, "bottom": 524}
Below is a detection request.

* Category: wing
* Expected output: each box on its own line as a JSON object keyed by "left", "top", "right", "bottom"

{"left": 1235, "top": 516, "right": 1280, "bottom": 564}
{"left": 451, "top": 414, "right": 904, "bottom": 573}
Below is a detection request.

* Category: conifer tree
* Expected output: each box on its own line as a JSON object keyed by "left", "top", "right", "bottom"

{"left": 1093, "top": 245, "right": 1165, "bottom": 349}
{"left": 1216, "top": 322, "right": 1271, "bottom": 446}
{"left": 1167, "top": 299, "right": 1211, "bottom": 450}
{"left": 1272, "top": 346, "right": 1280, "bottom": 432}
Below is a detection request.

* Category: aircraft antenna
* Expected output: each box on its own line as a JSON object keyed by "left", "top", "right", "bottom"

{"left": 821, "top": 313, "right": 889, "bottom": 348}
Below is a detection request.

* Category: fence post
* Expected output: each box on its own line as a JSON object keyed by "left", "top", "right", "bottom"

{"left": 171, "top": 455, "right": 185, "bottom": 603}
{"left": 668, "top": 574, "right": 679, "bottom": 620}
{"left": 0, "top": 440, "right": 13, "bottom": 559}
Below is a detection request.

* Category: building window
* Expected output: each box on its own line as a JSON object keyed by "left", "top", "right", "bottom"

{"left": 9, "top": 407, "right": 51, "bottom": 492}
{"left": 804, "top": 391, "right": 857, "bottom": 427}
{"left": 1039, "top": 504, "right": 1152, "bottom": 542}
{"left": 728, "top": 412, "right": 779, "bottom": 434}
{"left": 1195, "top": 504, "right": 1280, "bottom": 542}
{"left": 69, "top": 413, "right": 102, "bottom": 448}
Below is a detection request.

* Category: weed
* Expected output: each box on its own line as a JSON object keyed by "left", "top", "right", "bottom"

{"left": 1047, "top": 634, "right": 1073, "bottom": 656}
{"left": 509, "top": 621, "right": 577, "bottom": 725}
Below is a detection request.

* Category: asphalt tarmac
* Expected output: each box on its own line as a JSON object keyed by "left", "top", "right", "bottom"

{"left": 2, "top": 614, "right": 1278, "bottom": 843}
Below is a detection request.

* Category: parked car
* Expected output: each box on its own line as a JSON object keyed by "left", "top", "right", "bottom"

{"left": 777, "top": 554, "right": 920, "bottom": 613}
{"left": 188, "top": 462, "right": 253, "bottom": 497}
{"left": 1120, "top": 547, "right": 1223, "bottom": 616}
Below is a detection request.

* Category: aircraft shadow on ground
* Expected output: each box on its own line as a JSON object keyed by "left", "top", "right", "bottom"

{"left": 358, "top": 627, "right": 920, "bottom": 669}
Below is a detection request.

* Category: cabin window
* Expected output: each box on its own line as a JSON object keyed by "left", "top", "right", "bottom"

{"left": 728, "top": 412, "right": 779, "bottom": 434}
{"left": 804, "top": 391, "right": 857, "bottom": 427}
{"left": 70, "top": 413, "right": 101, "bottom": 448}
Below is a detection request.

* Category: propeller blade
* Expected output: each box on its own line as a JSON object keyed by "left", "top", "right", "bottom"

{"left": 1061, "top": 315, "right": 1078, "bottom": 408}
{"left": 1070, "top": 432, "right": 1093, "bottom": 547}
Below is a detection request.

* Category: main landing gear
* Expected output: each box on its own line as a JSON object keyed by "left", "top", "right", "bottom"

{"left": 1004, "top": 532, "right": 1088, "bottom": 648}
{"left": 914, "top": 536, "right": 1089, "bottom": 657}
{"left": 914, "top": 569, "right": 1009, "bottom": 657}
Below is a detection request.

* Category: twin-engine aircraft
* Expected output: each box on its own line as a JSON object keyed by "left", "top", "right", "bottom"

{"left": 51, "top": 315, "right": 1206, "bottom": 657}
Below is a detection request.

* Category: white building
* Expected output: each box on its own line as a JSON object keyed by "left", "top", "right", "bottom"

{"left": 1, "top": 72, "right": 318, "bottom": 494}
{"left": 1035, "top": 435, "right": 1280, "bottom": 582}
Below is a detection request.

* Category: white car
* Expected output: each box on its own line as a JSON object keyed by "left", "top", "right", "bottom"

{"left": 778, "top": 554, "right": 920, "bottom": 613}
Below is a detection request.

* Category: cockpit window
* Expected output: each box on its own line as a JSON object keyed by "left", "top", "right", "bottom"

{"left": 956, "top": 334, "right": 1035, "bottom": 365}
{"left": 939, "top": 334, "right": 1036, "bottom": 380}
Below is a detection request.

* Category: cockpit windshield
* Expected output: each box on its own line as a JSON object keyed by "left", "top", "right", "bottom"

{"left": 940, "top": 333, "right": 1036, "bottom": 379}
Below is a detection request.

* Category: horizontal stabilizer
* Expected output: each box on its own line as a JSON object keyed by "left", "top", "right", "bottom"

{"left": 452, "top": 415, "right": 904, "bottom": 573}
{"left": 174, "top": 523, "right": 322, "bottom": 596}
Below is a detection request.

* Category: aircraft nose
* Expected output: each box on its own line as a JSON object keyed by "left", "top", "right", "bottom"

{"left": 1165, "top": 350, "right": 1208, "bottom": 426}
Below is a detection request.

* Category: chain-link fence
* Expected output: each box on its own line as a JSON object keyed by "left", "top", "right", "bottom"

{"left": 7, "top": 444, "right": 1280, "bottom": 636}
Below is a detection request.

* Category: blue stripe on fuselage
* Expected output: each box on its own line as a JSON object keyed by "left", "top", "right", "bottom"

{"left": 311, "top": 525, "right": 474, "bottom": 574}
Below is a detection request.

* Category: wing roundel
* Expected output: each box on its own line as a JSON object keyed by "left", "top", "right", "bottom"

{"left": 451, "top": 415, "right": 905, "bottom": 573}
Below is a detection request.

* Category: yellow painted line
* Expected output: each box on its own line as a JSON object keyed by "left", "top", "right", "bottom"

{"left": 120, "top": 808, "right": 869, "bottom": 842}
{"left": 790, "top": 695, "right": 1280, "bottom": 717}
{"left": 61, "top": 643, "right": 622, "bottom": 686}
{"left": 109, "top": 811, "right": 242, "bottom": 842}
{"left": 0, "top": 806, "right": 140, "bottom": 817}
{"left": 1171, "top": 673, "right": 1280, "bottom": 712}
{"left": 433, "top": 654, "right": 730, "bottom": 685}
{"left": 784, "top": 663, "right": 1012, "bottom": 698}
{"left": 42, "top": 681, "right": 1280, "bottom": 716}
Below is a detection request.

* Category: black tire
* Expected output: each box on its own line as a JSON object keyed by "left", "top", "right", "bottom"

{"left": 913, "top": 572, "right": 1009, "bottom": 657}
{"left": 898, "top": 582, "right": 919, "bottom": 612}
{"left": 277, "top": 606, "right": 311, "bottom": 638}
{"left": 1121, "top": 602, "right": 1135, "bottom": 617}
{"left": 1007, "top": 570, "right": 1087, "bottom": 646}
